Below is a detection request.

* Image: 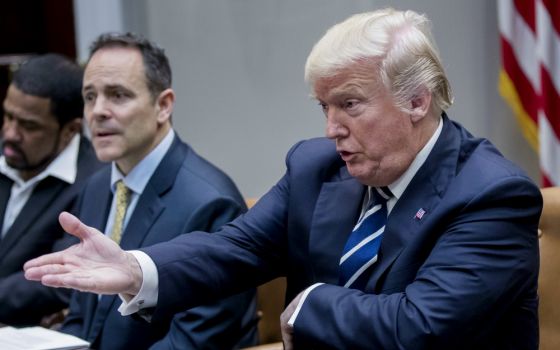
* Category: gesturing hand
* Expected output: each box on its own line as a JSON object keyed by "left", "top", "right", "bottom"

{"left": 24, "top": 211, "right": 143, "bottom": 295}
{"left": 280, "top": 291, "right": 304, "bottom": 350}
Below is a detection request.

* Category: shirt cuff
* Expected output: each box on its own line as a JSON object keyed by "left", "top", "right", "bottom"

{"left": 117, "top": 250, "right": 159, "bottom": 316}
{"left": 287, "top": 282, "right": 324, "bottom": 327}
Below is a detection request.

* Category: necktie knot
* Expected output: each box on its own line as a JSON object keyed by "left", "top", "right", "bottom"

{"left": 339, "top": 186, "right": 392, "bottom": 289}
{"left": 373, "top": 186, "right": 392, "bottom": 204}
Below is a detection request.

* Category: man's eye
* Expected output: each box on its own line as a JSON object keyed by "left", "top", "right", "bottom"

{"left": 20, "top": 122, "right": 40, "bottom": 131}
{"left": 344, "top": 100, "right": 359, "bottom": 109}
{"left": 112, "top": 91, "right": 129, "bottom": 102}
{"left": 318, "top": 102, "right": 328, "bottom": 115}
{"left": 83, "top": 93, "right": 95, "bottom": 103}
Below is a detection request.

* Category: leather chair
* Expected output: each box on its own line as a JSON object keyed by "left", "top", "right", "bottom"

{"left": 539, "top": 187, "right": 560, "bottom": 349}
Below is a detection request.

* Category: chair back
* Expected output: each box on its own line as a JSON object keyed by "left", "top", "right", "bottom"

{"left": 539, "top": 187, "right": 560, "bottom": 349}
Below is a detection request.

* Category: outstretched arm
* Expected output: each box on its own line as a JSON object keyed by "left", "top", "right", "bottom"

{"left": 24, "top": 212, "right": 143, "bottom": 296}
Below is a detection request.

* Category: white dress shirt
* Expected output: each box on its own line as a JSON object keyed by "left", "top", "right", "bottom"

{"left": 112, "top": 129, "right": 174, "bottom": 313}
{"left": 0, "top": 134, "right": 81, "bottom": 237}
{"left": 104, "top": 129, "right": 175, "bottom": 236}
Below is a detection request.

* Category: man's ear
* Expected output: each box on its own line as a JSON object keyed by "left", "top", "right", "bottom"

{"left": 60, "top": 118, "right": 82, "bottom": 145}
{"left": 155, "top": 88, "right": 175, "bottom": 124}
{"left": 409, "top": 86, "right": 432, "bottom": 123}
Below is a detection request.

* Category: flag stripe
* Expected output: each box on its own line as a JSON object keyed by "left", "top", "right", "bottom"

{"left": 514, "top": 0, "right": 536, "bottom": 33}
{"left": 499, "top": 0, "right": 559, "bottom": 186}
{"left": 500, "top": 37, "right": 539, "bottom": 123}
{"left": 541, "top": 0, "right": 560, "bottom": 35}
{"left": 539, "top": 112, "right": 560, "bottom": 185}
{"left": 540, "top": 67, "right": 560, "bottom": 140}
{"left": 498, "top": 1, "right": 540, "bottom": 91}
{"left": 536, "top": 1, "right": 560, "bottom": 93}
{"left": 498, "top": 69, "right": 539, "bottom": 151}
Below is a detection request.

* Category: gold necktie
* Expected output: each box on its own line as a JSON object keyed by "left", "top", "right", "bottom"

{"left": 111, "top": 180, "right": 131, "bottom": 244}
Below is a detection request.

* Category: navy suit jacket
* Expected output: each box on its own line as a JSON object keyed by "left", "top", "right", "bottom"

{"left": 0, "top": 137, "right": 103, "bottom": 326}
{"left": 61, "top": 135, "right": 258, "bottom": 350}
{"left": 144, "top": 116, "right": 541, "bottom": 349}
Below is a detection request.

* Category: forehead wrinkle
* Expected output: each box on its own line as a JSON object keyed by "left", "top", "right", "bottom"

{"left": 327, "top": 82, "right": 368, "bottom": 100}
{"left": 85, "top": 68, "right": 143, "bottom": 90}
{"left": 317, "top": 75, "right": 380, "bottom": 104}
{"left": 84, "top": 49, "right": 148, "bottom": 93}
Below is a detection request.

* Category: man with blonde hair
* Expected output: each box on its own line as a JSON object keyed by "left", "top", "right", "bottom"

{"left": 26, "top": 9, "right": 540, "bottom": 349}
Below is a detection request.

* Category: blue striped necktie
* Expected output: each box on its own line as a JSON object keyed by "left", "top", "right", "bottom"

{"left": 339, "top": 187, "right": 392, "bottom": 289}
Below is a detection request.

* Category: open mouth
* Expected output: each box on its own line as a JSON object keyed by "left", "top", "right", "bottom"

{"left": 338, "top": 150, "right": 355, "bottom": 161}
{"left": 95, "top": 130, "right": 118, "bottom": 138}
{"left": 2, "top": 144, "right": 23, "bottom": 159}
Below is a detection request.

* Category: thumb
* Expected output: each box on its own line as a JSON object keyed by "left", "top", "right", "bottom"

{"left": 59, "top": 211, "right": 97, "bottom": 240}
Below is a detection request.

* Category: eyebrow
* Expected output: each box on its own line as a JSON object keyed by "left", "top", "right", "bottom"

{"left": 326, "top": 83, "right": 368, "bottom": 100}
{"left": 2, "top": 107, "right": 43, "bottom": 124}
{"left": 83, "top": 83, "right": 129, "bottom": 92}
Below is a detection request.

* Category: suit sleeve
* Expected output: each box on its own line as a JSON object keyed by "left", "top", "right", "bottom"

{"left": 292, "top": 176, "right": 541, "bottom": 349}
{"left": 150, "top": 197, "right": 259, "bottom": 349}
{"left": 144, "top": 172, "right": 291, "bottom": 324}
{"left": 144, "top": 142, "right": 300, "bottom": 322}
{"left": 0, "top": 233, "right": 78, "bottom": 326}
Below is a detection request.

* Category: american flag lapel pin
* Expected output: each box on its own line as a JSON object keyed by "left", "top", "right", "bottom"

{"left": 414, "top": 208, "right": 426, "bottom": 220}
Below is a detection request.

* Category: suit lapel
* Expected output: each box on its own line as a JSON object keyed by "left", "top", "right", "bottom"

{"left": 88, "top": 137, "right": 187, "bottom": 342}
{"left": 119, "top": 186, "right": 165, "bottom": 250}
{"left": 118, "top": 136, "right": 187, "bottom": 250}
{"left": 81, "top": 170, "right": 112, "bottom": 231}
{"left": 88, "top": 294, "right": 118, "bottom": 341}
{"left": 366, "top": 116, "right": 462, "bottom": 291}
{"left": 0, "top": 176, "right": 12, "bottom": 234}
{"left": 308, "top": 166, "right": 365, "bottom": 284}
{"left": 0, "top": 178, "right": 66, "bottom": 258}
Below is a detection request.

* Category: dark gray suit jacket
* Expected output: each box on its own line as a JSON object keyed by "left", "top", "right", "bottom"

{"left": 0, "top": 137, "right": 103, "bottom": 326}
{"left": 62, "top": 135, "right": 258, "bottom": 350}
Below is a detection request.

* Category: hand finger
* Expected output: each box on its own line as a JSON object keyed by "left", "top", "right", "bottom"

{"left": 280, "top": 312, "right": 293, "bottom": 350}
{"left": 24, "top": 251, "right": 67, "bottom": 271}
{"left": 59, "top": 211, "right": 101, "bottom": 240}
{"left": 42, "top": 274, "right": 96, "bottom": 292}
{"left": 282, "top": 331, "right": 293, "bottom": 350}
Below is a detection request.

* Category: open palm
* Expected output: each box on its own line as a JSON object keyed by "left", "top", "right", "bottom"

{"left": 24, "top": 212, "right": 142, "bottom": 295}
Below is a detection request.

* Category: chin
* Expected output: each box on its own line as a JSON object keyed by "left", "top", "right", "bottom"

{"left": 94, "top": 150, "right": 119, "bottom": 163}
{"left": 350, "top": 170, "right": 387, "bottom": 187}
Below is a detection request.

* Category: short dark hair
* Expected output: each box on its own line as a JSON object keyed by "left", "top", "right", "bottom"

{"left": 12, "top": 53, "right": 84, "bottom": 126}
{"left": 89, "top": 32, "right": 172, "bottom": 100}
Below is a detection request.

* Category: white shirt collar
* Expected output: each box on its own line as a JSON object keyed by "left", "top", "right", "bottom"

{"left": 386, "top": 117, "right": 443, "bottom": 200}
{"left": 0, "top": 134, "right": 81, "bottom": 186}
{"left": 110, "top": 129, "right": 175, "bottom": 195}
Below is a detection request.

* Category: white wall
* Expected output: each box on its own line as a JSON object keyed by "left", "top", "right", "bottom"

{"left": 73, "top": 0, "right": 125, "bottom": 63}
{"left": 75, "top": 0, "right": 539, "bottom": 197}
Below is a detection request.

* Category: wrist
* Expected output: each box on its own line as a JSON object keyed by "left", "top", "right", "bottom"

{"left": 125, "top": 252, "right": 143, "bottom": 295}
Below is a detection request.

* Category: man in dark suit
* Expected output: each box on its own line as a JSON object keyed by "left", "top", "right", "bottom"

{"left": 0, "top": 54, "right": 103, "bottom": 326}
{"left": 25, "top": 9, "right": 541, "bottom": 350}
{"left": 58, "top": 33, "right": 257, "bottom": 350}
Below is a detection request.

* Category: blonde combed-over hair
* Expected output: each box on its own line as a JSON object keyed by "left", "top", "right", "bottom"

{"left": 305, "top": 8, "right": 453, "bottom": 113}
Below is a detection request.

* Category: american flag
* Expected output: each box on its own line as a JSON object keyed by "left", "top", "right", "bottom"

{"left": 498, "top": 0, "right": 560, "bottom": 186}
{"left": 415, "top": 208, "right": 426, "bottom": 220}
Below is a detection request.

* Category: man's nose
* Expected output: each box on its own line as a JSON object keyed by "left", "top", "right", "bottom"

{"left": 2, "top": 120, "right": 22, "bottom": 142}
{"left": 89, "top": 96, "right": 109, "bottom": 120}
{"left": 325, "top": 109, "right": 347, "bottom": 139}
